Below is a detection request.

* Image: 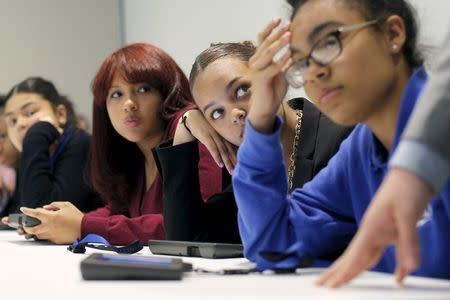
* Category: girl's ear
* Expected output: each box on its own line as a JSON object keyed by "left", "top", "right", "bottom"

{"left": 383, "top": 15, "right": 407, "bottom": 55}
{"left": 55, "top": 104, "right": 68, "bottom": 127}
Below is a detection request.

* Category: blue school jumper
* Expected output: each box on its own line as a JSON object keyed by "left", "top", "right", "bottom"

{"left": 233, "top": 67, "right": 450, "bottom": 279}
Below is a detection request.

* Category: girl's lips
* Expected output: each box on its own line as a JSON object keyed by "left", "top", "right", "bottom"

{"left": 124, "top": 117, "right": 141, "bottom": 128}
{"left": 318, "top": 86, "right": 343, "bottom": 106}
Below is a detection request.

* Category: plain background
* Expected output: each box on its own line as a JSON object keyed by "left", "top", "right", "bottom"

{"left": 1, "top": 0, "right": 449, "bottom": 124}
{"left": 0, "top": 0, "right": 121, "bottom": 122}
{"left": 123, "top": 0, "right": 450, "bottom": 72}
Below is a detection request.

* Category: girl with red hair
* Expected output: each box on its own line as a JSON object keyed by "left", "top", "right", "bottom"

{"left": 18, "top": 43, "right": 221, "bottom": 245}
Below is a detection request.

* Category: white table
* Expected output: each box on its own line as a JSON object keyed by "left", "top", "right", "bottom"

{"left": 1, "top": 231, "right": 449, "bottom": 300}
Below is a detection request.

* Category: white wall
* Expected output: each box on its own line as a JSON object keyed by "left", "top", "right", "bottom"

{"left": 1, "top": 1, "right": 447, "bottom": 118}
{"left": 122, "top": 0, "right": 450, "bottom": 100}
{"left": 123, "top": 0, "right": 292, "bottom": 75}
{"left": 409, "top": 0, "right": 450, "bottom": 47}
{"left": 123, "top": 0, "right": 304, "bottom": 98}
{"left": 0, "top": 0, "right": 122, "bottom": 122}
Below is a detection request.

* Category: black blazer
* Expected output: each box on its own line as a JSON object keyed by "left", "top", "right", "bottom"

{"left": 289, "top": 98, "right": 353, "bottom": 190}
{"left": 153, "top": 98, "right": 353, "bottom": 244}
{"left": 153, "top": 140, "right": 239, "bottom": 243}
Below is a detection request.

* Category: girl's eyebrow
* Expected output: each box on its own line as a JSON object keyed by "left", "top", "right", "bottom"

{"left": 225, "top": 77, "right": 242, "bottom": 94}
{"left": 203, "top": 76, "right": 242, "bottom": 113}
{"left": 202, "top": 101, "right": 218, "bottom": 114}
{"left": 308, "top": 21, "right": 341, "bottom": 43}
{"left": 4, "top": 101, "right": 35, "bottom": 117}
{"left": 291, "top": 21, "right": 342, "bottom": 55}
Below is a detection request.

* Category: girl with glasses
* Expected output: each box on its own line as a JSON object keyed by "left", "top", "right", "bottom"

{"left": 232, "top": 0, "right": 450, "bottom": 283}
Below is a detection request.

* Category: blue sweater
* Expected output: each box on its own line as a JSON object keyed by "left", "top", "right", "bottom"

{"left": 233, "top": 68, "right": 450, "bottom": 279}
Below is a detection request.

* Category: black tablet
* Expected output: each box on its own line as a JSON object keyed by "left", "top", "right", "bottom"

{"left": 7, "top": 213, "right": 41, "bottom": 229}
{"left": 149, "top": 240, "right": 244, "bottom": 259}
{"left": 80, "top": 253, "right": 188, "bottom": 280}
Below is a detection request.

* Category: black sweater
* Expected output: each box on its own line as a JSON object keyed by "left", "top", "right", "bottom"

{"left": 7, "top": 122, "right": 101, "bottom": 214}
{"left": 153, "top": 98, "right": 353, "bottom": 244}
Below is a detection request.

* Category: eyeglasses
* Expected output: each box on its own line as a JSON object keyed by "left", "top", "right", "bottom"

{"left": 285, "top": 19, "right": 379, "bottom": 88}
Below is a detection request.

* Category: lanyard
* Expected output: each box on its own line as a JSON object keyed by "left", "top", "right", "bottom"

{"left": 49, "top": 124, "right": 73, "bottom": 173}
{"left": 68, "top": 234, "right": 143, "bottom": 254}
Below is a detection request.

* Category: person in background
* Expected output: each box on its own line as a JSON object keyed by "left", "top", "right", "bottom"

{"left": 318, "top": 29, "right": 450, "bottom": 287}
{"left": 0, "top": 78, "right": 101, "bottom": 223}
{"left": 232, "top": 0, "right": 449, "bottom": 284}
{"left": 155, "top": 41, "right": 352, "bottom": 243}
{"left": 16, "top": 43, "right": 221, "bottom": 245}
{"left": 0, "top": 94, "right": 20, "bottom": 216}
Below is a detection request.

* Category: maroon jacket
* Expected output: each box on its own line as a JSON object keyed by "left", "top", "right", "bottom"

{"left": 80, "top": 109, "right": 221, "bottom": 245}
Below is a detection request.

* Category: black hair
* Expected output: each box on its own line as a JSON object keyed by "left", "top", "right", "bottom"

{"left": 189, "top": 41, "right": 257, "bottom": 88}
{"left": 5, "top": 77, "right": 76, "bottom": 125}
{"left": 286, "top": 0, "right": 423, "bottom": 69}
{"left": 0, "top": 94, "right": 6, "bottom": 108}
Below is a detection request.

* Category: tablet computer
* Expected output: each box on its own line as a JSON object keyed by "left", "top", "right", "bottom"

{"left": 148, "top": 240, "right": 244, "bottom": 259}
{"left": 80, "top": 253, "right": 188, "bottom": 280}
{"left": 7, "top": 213, "right": 41, "bottom": 229}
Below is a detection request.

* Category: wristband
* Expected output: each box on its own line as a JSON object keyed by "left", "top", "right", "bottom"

{"left": 181, "top": 109, "right": 198, "bottom": 134}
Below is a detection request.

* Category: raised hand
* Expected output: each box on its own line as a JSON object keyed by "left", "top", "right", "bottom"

{"left": 247, "top": 17, "right": 292, "bottom": 134}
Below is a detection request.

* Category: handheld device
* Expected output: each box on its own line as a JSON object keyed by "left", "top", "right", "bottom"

{"left": 148, "top": 240, "right": 244, "bottom": 259}
{"left": 0, "top": 223, "right": 14, "bottom": 230}
{"left": 7, "top": 213, "right": 41, "bottom": 229}
{"left": 80, "top": 253, "right": 189, "bottom": 280}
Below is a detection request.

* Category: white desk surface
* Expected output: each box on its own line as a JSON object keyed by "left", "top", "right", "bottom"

{"left": 1, "top": 231, "right": 449, "bottom": 300}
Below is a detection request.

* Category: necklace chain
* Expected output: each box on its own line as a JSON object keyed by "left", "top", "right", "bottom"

{"left": 288, "top": 110, "right": 303, "bottom": 191}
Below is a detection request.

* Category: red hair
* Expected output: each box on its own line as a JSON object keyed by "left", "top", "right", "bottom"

{"left": 90, "top": 43, "right": 193, "bottom": 213}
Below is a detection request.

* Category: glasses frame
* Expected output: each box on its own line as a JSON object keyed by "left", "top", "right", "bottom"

{"left": 285, "top": 19, "right": 380, "bottom": 88}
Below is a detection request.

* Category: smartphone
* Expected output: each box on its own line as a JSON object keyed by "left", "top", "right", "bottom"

{"left": 7, "top": 213, "right": 41, "bottom": 229}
